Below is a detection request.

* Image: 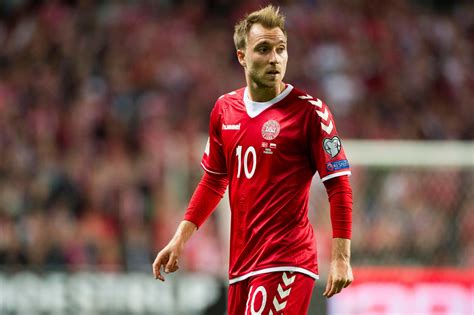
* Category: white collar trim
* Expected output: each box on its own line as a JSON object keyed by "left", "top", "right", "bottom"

{"left": 243, "top": 84, "right": 293, "bottom": 118}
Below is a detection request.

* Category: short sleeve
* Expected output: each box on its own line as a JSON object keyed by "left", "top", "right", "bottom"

{"left": 201, "top": 102, "right": 227, "bottom": 175}
{"left": 308, "top": 99, "right": 351, "bottom": 182}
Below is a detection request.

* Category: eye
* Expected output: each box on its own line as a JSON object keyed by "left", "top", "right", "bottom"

{"left": 257, "top": 46, "right": 268, "bottom": 53}
{"left": 277, "top": 46, "right": 286, "bottom": 53}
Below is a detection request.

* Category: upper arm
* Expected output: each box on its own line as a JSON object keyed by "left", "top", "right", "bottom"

{"left": 306, "top": 98, "right": 351, "bottom": 182}
{"left": 201, "top": 102, "right": 227, "bottom": 175}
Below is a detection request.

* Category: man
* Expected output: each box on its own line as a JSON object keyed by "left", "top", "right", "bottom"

{"left": 153, "top": 5, "right": 353, "bottom": 314}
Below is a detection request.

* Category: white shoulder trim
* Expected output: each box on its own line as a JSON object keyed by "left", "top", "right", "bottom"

{"left": 244, "top": 84, "right": 294, "bottom": 118}
{"left": 228, "top": 266, "right": 319, "bottom": 284}
{"left": 218, "top": 90, "right": 238, "bottom": 99}
{"left": 201, "top": 162, "right": 227, "bottom": 175}
{"left": 321, "top": 171, "right": 351, "bottom": 182}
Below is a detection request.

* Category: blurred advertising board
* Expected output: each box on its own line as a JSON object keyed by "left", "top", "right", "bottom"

{"left": 1, "top": 268, "right": 473, "bottom": 314}
{"left": 328, "top": 267, "right": 474, "bottom": 315}
{"left": 0, "top": 271, "right": 224, "bottom": 314}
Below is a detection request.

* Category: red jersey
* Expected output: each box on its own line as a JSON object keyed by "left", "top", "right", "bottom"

{"left": 201, "top": 84, "right": 351, "bottom": 284}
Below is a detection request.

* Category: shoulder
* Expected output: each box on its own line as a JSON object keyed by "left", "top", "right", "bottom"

{"left": 210, "top": 87, "right": 245, "bottom": 114}
{"left": 290, "top": 86, "right": 329, "bottom": 113}
{"left": 290, "top": 86, "right": 337, "bottom": 135}
{"left": 209, "top": 87, "right": 245, "bottom": 121}
{"left": 216, "top": 87, "right": 245, "bottom": 104}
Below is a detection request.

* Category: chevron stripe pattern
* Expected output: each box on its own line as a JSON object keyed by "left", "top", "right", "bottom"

{"left": 316, "top": 107, "right": 329, "bottom": 120}
{"left": 309, "top": 99, "right": 322, "bottom": 108}
{"left": 268, "top": 272, "right": 295, "bottom": 314}
{"left": 321, "top": 120, "right": 333, "bottom": 134}
{"left": 298, "top": 94, "right": 313, "bottom": 99}
{"left": 299, "top": 94, "right": 333, "bottom": 135}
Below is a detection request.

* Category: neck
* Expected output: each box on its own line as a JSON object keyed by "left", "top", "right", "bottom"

{"left": 246, "top": 81, "right": 286, "bottom": 102}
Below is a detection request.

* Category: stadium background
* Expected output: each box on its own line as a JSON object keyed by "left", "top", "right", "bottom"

{"left": 0, "top": 0, "right": 473, "bottom": 314}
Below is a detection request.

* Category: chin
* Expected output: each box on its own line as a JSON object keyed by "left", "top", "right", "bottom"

{"left": 262, "top": 77, "right": 281, "bottom": 85}
{"left": 267, "top": 80, "right": 282, "bottom": 87}
{"left": 258, "top": 82, "right": 279, "bottom": 89}
{"left": 250, "top": 73, "right": 281, "bottom": 88}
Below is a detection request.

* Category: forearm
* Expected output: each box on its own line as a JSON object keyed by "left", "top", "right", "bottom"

{"left": 153, "top": 220, "right": 197, "bottom": 281}
{"left": 331, "top": 238, "right": 351, "bottom": 262}
{"left": 152, "top": 173, "right": 227, "bottom": 281}
{"left": 171, "top": 220, "right": 198, "bottom": 244}
{"left": 324, "top": 237, "right": 353, "bottom": 297}
{"left": 184, "top": 172, "right": 228, "bottom": 228}
{"left": 324, "top": 175, "right": 353, "bottom": 239}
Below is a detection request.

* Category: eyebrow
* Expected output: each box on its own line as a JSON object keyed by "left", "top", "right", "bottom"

{"left": 254, "top": 40, "right": 287, "bottom": 47}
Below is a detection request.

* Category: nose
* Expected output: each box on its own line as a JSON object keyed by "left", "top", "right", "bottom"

{"left": 269, "top": 48, "right": 279, "bottom": 65}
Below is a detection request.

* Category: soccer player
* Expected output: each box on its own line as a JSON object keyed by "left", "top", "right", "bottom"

{"left": 153, "top": 5, "right": 353, "bottom": 314}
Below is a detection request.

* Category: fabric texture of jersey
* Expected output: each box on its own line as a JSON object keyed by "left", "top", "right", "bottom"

{"left": 201, "top": 84, "right": 351, "bottom": 283}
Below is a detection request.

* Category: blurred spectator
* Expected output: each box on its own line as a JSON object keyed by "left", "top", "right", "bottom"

{"left": 0, "top": 0, "right": 472, "bottom": 273}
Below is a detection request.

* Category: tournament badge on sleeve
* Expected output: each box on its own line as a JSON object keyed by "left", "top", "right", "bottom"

{"left": 323, "top": 136, "right": 341, "bottom": 158}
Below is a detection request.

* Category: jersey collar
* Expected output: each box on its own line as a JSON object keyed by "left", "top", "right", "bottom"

{"left": 243, "top": 84, "right": 294, "bottom": 118}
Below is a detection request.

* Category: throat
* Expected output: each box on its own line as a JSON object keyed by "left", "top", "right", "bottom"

{"left": 243, "top": 84, "right": 294, "bottom": 118}
{"left": 248, "top": 82, "right": 286, "bottom": 102}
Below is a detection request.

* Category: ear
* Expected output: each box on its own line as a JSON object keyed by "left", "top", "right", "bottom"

{"left": 237, "top": 49, "right": 246, "bottom": 67}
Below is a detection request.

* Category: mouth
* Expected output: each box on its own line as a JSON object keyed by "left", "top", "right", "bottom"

{"left": 266, "top": 70, "right": 280, "bottom": 75}
{"left": 266, "top": 70, "right": 280, "bottom": 76}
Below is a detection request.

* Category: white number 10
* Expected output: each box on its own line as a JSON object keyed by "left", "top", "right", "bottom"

{"left": 236, "top": 145, "right": 256, "bottom": 179}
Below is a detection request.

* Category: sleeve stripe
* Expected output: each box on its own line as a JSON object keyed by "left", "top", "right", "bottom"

{"left": 200, "top": 162, "right": 227, "bottom": 175}
{"left": 321, "top": 171, "right": 351, "bottom": 182}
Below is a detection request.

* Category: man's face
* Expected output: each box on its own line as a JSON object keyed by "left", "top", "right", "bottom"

{"left": 238, "top": 24, "right": 288, "bottom": 88}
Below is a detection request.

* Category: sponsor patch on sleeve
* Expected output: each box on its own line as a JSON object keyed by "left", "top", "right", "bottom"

{"left": 326, "top": 159, "right": 350, "bottom": 171}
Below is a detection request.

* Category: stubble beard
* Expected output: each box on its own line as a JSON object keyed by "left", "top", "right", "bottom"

{"left": 248, "top": 69, "right": 281, "bottom": 90}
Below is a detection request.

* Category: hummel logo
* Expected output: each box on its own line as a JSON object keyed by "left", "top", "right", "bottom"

{"left": 222, "top": 123, "right": 240, "bottom": 130}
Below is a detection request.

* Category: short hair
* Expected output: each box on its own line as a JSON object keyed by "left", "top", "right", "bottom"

{"left": 233, "top": 5, "right": 287, "bottom": 50}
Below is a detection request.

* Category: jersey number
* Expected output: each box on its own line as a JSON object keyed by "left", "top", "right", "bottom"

{"left": 236, "top": 145, "right": 256, "bottom": 179}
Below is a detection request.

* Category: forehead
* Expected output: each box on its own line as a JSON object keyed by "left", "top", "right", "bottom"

{"left": 247, "top": 24, "right": 286, "bottom": 46}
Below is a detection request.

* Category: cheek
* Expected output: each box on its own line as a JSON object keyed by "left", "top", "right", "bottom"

{"left": 248, "top": 57, "right": 265, "bottom": 69}
{"left": 278, "top": 54, "right": 288, "bottom": 71}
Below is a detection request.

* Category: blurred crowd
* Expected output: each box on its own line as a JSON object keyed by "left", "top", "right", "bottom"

{"left": 0, "top": 0, "right": 473, "bottom": 273}
{"left": 310, "top": 167, "right": 474, "bottom": 270}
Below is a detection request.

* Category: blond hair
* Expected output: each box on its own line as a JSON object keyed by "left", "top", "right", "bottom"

{"left": 233, "top": 5, "right": 286, "bottom": 50}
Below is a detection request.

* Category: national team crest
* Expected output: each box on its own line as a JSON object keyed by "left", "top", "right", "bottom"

{"left": 323, "top": 136, "right": 341, "bottom": 158}
{"left": 261, "top": 120, "right": 280, "bottom": 140}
